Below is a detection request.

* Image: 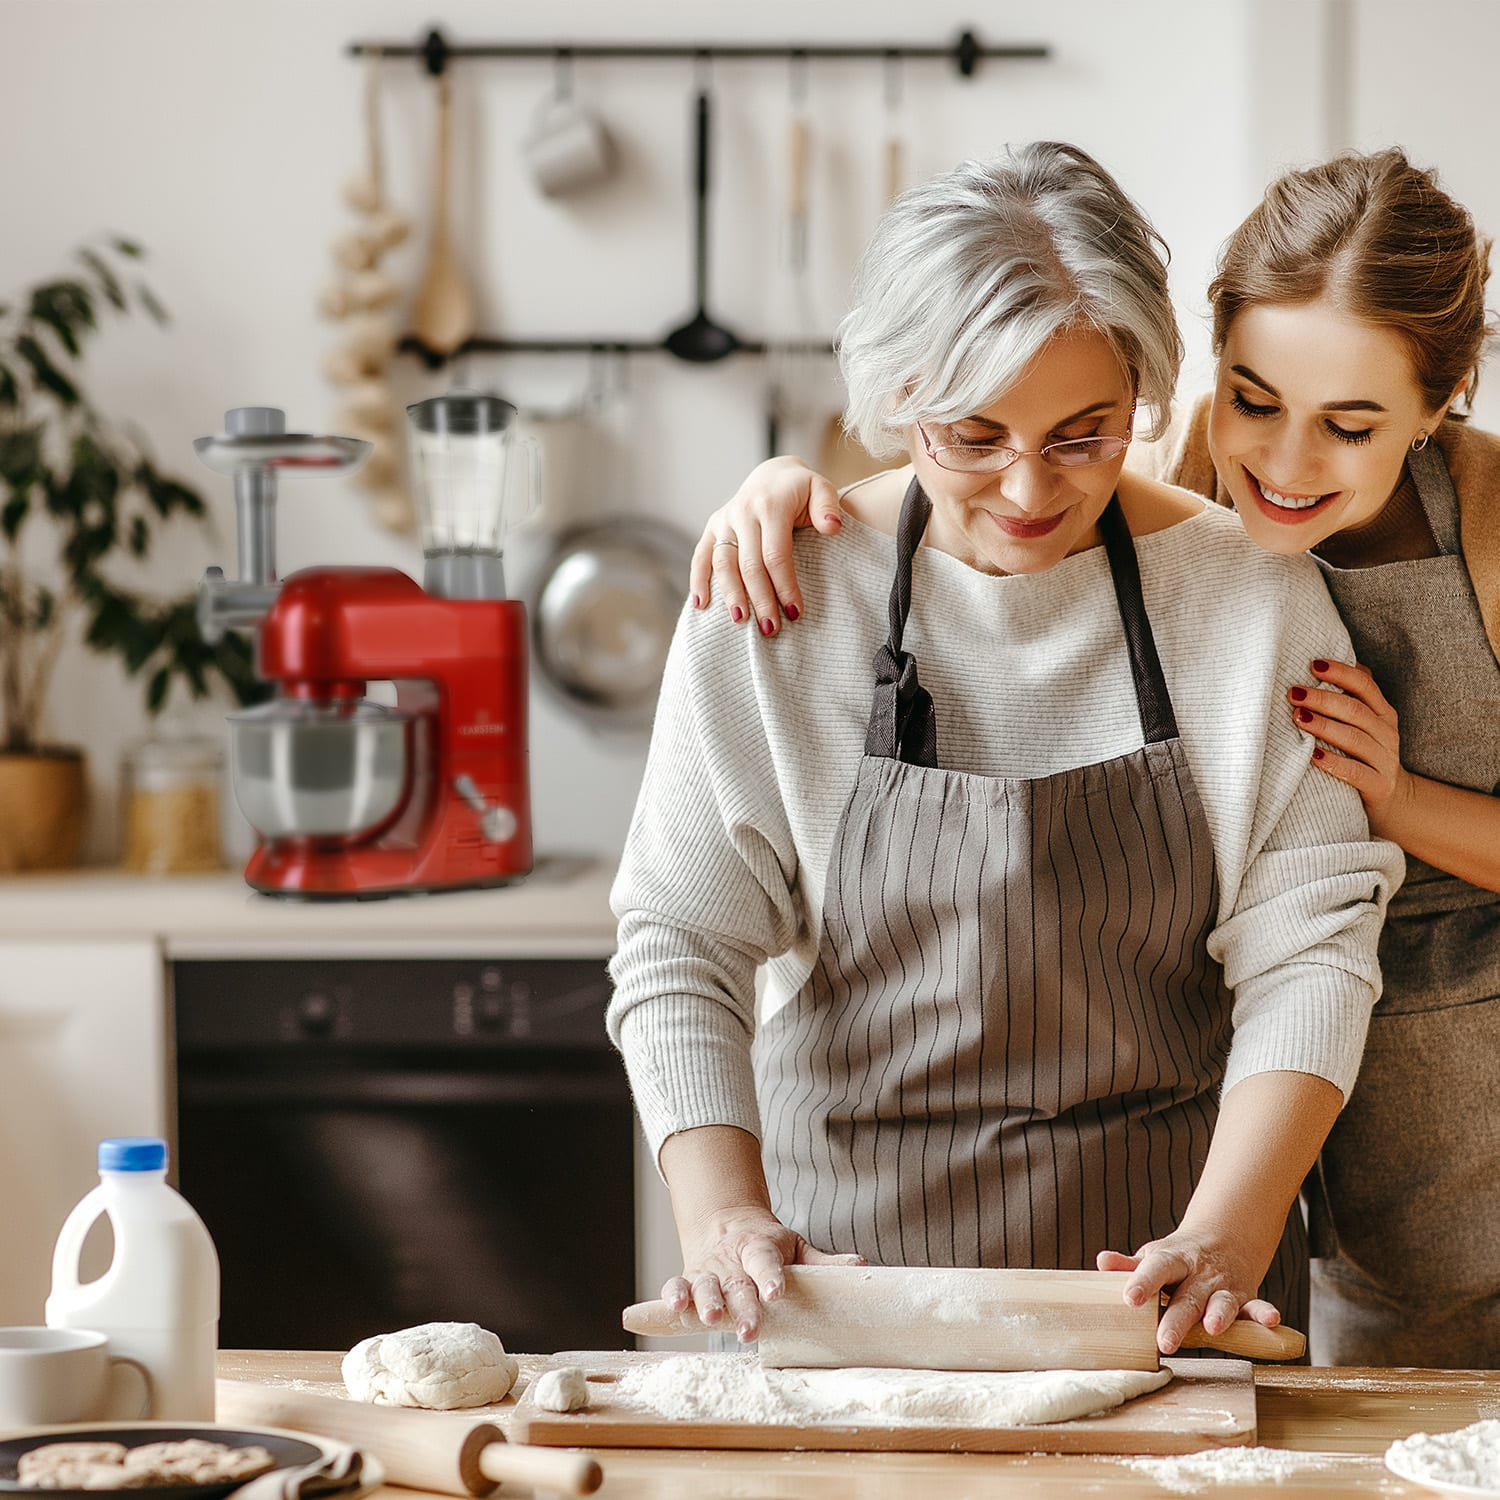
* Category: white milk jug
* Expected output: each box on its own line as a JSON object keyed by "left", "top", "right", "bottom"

{"left": 46, "top": 1137, "right": 220, "bottom": 1421}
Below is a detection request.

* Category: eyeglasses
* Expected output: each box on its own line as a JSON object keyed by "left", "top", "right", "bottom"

{"left": 917, "top": 418, "right": 1133, "bottom": 475}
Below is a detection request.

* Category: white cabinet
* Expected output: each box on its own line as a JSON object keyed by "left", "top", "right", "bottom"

{"left": 0, "top": 940, "right": 166, "bottom": 1324}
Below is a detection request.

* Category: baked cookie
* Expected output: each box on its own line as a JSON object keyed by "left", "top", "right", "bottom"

{"left": 17, "top": 1444, "right": 130, "bottom": 1490}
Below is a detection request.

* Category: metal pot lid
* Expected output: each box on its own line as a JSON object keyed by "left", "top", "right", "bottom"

{"left": 531, "top": 516, "right": 694, "bottom": 729}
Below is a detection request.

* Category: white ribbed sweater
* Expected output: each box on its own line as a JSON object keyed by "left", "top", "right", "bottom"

{"left": 608, "top": 497, "right": 1402, "bottom": 1163}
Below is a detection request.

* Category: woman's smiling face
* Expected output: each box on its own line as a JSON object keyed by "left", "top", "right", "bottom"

{"left": 910, "top": 330, "right": 1136, "bottom": 576}
{"left": 1208, "top": 297, "right": 1455, "bottom": 554}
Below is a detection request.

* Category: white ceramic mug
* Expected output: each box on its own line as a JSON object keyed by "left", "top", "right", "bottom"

{"left": 522, "top": 95, "right": 614, "bottom": 198}
{"left": 0, "top": 1327, "right": 152, "bottom": 1426}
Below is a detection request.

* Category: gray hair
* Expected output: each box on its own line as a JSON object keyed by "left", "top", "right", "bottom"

{"left": 839, "top": 141, "right": 1182, "bottom": 456}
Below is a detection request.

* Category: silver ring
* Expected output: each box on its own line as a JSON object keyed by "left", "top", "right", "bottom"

{"left": 713, "top": 540, "right": 740, "bottom": 551}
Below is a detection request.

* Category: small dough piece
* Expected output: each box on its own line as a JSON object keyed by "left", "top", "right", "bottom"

{"left": 533, "top": 1366, "right": 590, "bottom": 1413}
{"left": 342, "top": 1321, "right": 519, "bottom": 1409}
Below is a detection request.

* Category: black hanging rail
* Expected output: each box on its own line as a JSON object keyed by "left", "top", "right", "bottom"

{"left": 361, "top": 27, "right": 1051, "bottom": 365}
{"left": 349, "top": 29, "right": 1049, "bottom": 77}
{"left": 398, "top": 335, "right": 838, "bottom": 369}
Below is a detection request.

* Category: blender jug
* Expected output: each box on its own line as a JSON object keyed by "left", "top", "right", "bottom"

{"left": 406, "top": 389, "right": 535, "bottom": 599}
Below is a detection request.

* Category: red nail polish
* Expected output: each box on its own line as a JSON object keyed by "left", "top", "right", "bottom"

{"left": 1313, "top": 747, "right": 1326, "bottom": 761}
{"left": 1290, "top": 686, "right": 1307, "bottom": 702}
{"left": 785, "top": 603, "right": 800, "bottom": 622}
{"left": 1297, "top": 707, "right": 1314, "bottom": 723}
{"left": 760, "top": 617, "right": 776, "bottom": 637}
{"left": 690, "top": 593, "right": 700, "bottom": 609}
{"left": 1312, "top": 659, "right": 1330, "bottom": 673}
{"left": 731, "top": 606, "right": 744, "bottom": 623}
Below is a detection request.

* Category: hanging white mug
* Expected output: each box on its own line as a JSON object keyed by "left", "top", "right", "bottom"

{"left": 522, "top": 93, "right": 615, "bottom": 198}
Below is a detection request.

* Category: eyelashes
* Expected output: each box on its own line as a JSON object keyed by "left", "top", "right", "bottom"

{"left": 1228, "top": 390, "right": 1374, "bottom": 445}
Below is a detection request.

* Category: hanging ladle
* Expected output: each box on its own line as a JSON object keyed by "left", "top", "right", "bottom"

{"left": 663, "top": 89, "right": 741, "bottom": 362}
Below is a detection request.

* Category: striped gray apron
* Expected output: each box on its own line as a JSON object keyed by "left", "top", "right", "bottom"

{"left": 1309, "top": 441, "right": 1500, "bottom": 1368}
{"left": 754, "top": 478, "right": 1307, "bottom": 1325}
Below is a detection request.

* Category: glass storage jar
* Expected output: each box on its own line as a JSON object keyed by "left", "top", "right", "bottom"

{"left": 120, "top": 733, "right": 224, "bottom": 874}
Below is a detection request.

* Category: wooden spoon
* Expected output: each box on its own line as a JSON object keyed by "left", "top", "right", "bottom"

{"left": 411, "top": 73, "right": 474, "bottom": 357}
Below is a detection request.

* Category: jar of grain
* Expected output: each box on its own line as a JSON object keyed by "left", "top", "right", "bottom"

{"left": 120, "top": 734, "right": 224, "bottom": 874}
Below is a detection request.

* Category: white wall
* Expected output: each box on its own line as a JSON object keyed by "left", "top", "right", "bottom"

{"left": 2, "top": 0, "right": 1301, "bottom": 865}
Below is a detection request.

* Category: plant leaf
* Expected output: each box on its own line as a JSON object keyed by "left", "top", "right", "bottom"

{"left": 0, "top": 425, "right": 42, "bottom": 487}
{"left": 146, "top": 664, "right": 171, "bottom": 713}
{"left": 77, "top": 248, "right": 126, "bottom": 311}
{"left": 110, "top": 236, "right": 144, "bottom": 259}
{"left": 0, "top": 361, "right": 19, "bottom": 408}
{"left": 15, "top": 334, "right": 80, "bottom": 407}
{"left": 28, "top": 281, "right": 97, "bottom": 358}
{"left": 135, "top": 282, "right": 168, "bottom": 326}
{"left": 0, "top": 493, "right": 29, "bottom": 541}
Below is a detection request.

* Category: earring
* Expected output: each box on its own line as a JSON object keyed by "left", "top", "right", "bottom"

{"left": 1411, "top": 432, "right": 1430, "bottom": 452}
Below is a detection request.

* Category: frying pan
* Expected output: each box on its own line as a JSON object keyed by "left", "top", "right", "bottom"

{"left": 529, "top": 515, "right": 694, "bottom": 732}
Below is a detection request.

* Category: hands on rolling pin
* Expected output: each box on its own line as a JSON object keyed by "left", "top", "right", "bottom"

{"left": 660, "top": 1125, "right": 864, "bottom": 1342}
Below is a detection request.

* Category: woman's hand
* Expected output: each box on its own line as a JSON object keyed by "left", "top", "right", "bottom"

{"left": 688, "top": 456, "right": 843, "bottom": 634}
{"left": 1096, "top": 1234, "right": 1284, "bottom": 1356}
{"left": 1291, "top": 657, "right": 1413, "bottom": 833}
{"left": 664, "top": 1207, "right": 863, "bottom": 1343}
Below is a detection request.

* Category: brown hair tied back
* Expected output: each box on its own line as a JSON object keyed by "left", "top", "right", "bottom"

{"left": 1208, "top": 148, "right": 1496, "bottom": 414}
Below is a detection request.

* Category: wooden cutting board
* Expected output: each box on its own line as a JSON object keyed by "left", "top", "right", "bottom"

{"left": 508, "top": 1352, "right": 1256, "bottom": 1455}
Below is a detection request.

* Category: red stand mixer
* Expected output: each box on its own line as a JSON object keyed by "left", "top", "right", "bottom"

{"left": 196, "top": 396, "right": 534, "bottom": 898}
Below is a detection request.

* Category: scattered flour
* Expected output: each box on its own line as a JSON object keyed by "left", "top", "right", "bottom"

{"left": 1387, "top": 1419, "right": 1500, "bottom": 1493}
{"left": 1124, "top": 1447, "right": 1353, "bottom": 1493}
{"left": 609, "top": 1353, "right": 1169, "bottom": 1428}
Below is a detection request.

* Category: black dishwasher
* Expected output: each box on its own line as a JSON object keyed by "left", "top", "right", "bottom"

{"left": 173, "top": 957, "right": 635, "bottom": 1354}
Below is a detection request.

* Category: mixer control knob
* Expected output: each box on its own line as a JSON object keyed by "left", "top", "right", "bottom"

{"left": 296, "top": 990, "right": 336, "bottom": 1037}
{"left": 453, "top": 776, "right": 519, "bottom": 844}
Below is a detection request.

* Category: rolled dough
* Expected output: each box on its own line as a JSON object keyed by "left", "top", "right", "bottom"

{"left": 342, "top": 1321, "right": 518, "bottom": 1409}
{"left": 611, "top": 1354, "right": 1172, "bottom": 1427}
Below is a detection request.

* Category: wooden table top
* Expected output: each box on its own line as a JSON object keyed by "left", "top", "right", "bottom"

{"left": 218, "top": 1350, "right": 1500, "bottom": 1498}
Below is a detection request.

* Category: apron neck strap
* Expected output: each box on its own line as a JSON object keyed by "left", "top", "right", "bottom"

{"left": 1098, "top": 495, "right": 1179, "bottom": 744}
{"left": 866, "top": 476, "right": 939, "bottom": 764}
{"left": 866, "top": 482, "right": 1180, "bottom": 763}
{"left": 1406, "top": 440, "right": 1462, "bottom": 555}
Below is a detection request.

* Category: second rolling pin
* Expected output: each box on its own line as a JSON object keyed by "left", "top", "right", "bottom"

{"left": 214, "top": 1378, "right": 602, "bottom": 1496}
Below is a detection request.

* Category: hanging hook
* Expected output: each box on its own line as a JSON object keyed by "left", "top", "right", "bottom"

{"left": 422, "top": 27, "right": 448, "bottom": 77}
{"left": 789, "top": 49, "right": 809, "bottom": 109}
{"left": 883, "top": 50, "right": 904, "bottom": 112}
{"left": 552, "top": 48, "right": 575, "bottom": 101}
{"left": 692, "top": 48, "right": 712, "bottom": 92}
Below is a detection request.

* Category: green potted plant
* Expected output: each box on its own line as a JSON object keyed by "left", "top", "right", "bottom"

{"left": 0, "top": 239, "right": 262, "bottom": 871}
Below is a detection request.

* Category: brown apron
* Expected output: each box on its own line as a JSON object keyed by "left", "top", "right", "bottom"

{"left": 1309, "top": 441, "right": 1500, "bottom": 1367}
{"left": 753, "top": 478, "right": 1307, "bottom": 1323}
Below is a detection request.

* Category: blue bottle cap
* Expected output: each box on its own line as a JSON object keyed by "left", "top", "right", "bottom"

{"left": 98, "top": 1137, "right": 168, "bottom": 1172}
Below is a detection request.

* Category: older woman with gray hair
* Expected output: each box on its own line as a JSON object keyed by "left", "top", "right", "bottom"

{"left": 608, "top": 141, "right": 1400, "bottom": 1356}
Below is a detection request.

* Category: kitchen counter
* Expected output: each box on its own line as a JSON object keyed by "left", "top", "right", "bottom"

{"left": 219, "top": 1351, "right": 1500, "bottom": 1497}
{"left": 0, "top": 855, "right": 618, "bottom": 957}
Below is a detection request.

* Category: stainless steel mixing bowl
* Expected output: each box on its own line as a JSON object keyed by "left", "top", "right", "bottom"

{"left": 228, "top": 698, "right": 412, "bottom": 841}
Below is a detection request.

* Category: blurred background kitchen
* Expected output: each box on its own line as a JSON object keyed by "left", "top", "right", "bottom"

{"left": 3, "top": 0, "right": 1492, "bottom": 871}
{"left": 2, "top": 0, "right": 1498, "bottom": 1350}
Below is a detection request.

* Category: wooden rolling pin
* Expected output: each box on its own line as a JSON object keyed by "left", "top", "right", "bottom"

{"left": 624, "top": 1265, "right": 1307, "bottom": 1371}
{"left": 215, "top": 1379, "right": 602, "bottom": 1497}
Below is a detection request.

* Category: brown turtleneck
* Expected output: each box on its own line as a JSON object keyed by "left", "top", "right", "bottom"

{"left": 1310, "top": 466, "right": 1440, "bottom": 570}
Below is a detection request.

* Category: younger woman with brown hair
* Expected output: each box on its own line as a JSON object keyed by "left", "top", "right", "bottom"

{"left": 694, "top": 147, "right": 1500, "bottom": 1367}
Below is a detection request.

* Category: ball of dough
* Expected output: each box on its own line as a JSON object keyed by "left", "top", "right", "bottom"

{"left": 342, "top": 1322, "right": 519, "bottom": 1409}
{"left": 533, "top": 1366, "right": 590, "bottom": 1413}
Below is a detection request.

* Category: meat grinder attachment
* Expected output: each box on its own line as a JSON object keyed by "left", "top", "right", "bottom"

{"left": 195, "top": 406, "right": 370, "bottom": 642}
